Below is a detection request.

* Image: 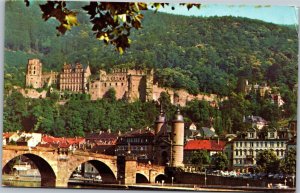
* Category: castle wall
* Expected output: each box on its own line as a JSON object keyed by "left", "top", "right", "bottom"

{"left": 41, "top": 71, "right": 59, "bottom": 87}
{"left": 16, "top": 87, "right": 47, "bottom": 99}
{"left": 152, "top": 85, "right": 218, "bottom": 106}
{"left": 89, "top": 80, "right": 128, "bottom": 100}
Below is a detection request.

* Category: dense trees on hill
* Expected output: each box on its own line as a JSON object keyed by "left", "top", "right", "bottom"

{"left": 4, "top": 1, "right": 298, "bottom": 96}
{"left": 3, "top": 2, "right": 297, "bottom": 136}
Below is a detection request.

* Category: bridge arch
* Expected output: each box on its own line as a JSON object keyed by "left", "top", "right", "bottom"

{"left": 154, "top": 174, "right": 167, "bottom": 183}
{"left": 136, "top": 173, "right": 149, "bottom": 183}
{"left": 2, "top": 153, "right": 56, "bottom": 187}
{"left": 66, "top": 159, "right": 117, "bottom": 184}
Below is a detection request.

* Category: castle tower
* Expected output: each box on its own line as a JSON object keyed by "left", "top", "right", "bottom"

{"left": 171, "top": 107, "right": 184, "bottom": 167}
{"left": 155, "top": 105, "right": 166, "bottom": 135}
{"left": 25, "top": 59, "right": 43, "bottom": 88}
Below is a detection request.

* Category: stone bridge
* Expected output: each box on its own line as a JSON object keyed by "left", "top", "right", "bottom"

{"left": 1, "top": 145, "right": 166, "bottom": 187}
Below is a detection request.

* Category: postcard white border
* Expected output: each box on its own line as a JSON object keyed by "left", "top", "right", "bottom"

{"left": 0, "top": 0, "right": 299, "bottom": 193}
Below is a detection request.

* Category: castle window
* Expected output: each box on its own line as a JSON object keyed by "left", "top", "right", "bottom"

{"left": 104, "top": 83, "right": 106, "bottom": 87}
{"left": 109, "top": 83, "right": 111, "bottom": 86}
{"left": 115, "top": 83, "right": 118, "bottom": 86}
{"left": 33, "top": 71, "right": 35, "bottom": 75}
{"left": 121, "top": 83, "right": 124, "bottom": 86}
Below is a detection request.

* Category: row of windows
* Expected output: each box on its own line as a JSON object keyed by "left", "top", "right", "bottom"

{"left": 60, "top": 79, "right": 83, "bottom": 83}
{"left": 117, "top": 145, "right": 148, "bottom": 151}
{"left": 61, "top": 73, "right": 83, "bottom": 78}
{"left": 235, "top": 149, "right": 285, "bottom": 157}
{"left": 119, "top": 137, "right": 150, "bottom": 143}
{"left": 235, "top": 141, "right": 285, "bottom": 148}
{"left": 104, "top": 76, "right": 126, "bottom": 81}
{"left": 61, "top": 85, "right": 83, "bottom": 91}
{"left": 91, "top": 82, "right": 125, "bottom": 89}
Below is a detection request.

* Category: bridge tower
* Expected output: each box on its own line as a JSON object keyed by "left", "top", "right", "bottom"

{"left": 171, "top": 107, "right": 184, "bottom": 167}
{"left": 155, "top": 105, "right": 166, "bottom": 135}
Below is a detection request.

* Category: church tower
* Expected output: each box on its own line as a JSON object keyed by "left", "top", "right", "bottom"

{"left": 171, "top": 107, "right": 184, "bottom": 167}
{"left": 25, "top": 59, "right": 43, "bottom": 88}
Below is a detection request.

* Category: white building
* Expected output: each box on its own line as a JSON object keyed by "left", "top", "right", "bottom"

{"left": 232, "top": 127, "right": 288, "bottom": 172}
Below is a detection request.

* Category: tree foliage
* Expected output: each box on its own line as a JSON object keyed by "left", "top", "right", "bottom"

{"left": 256, "top": 150, "right": 280, "bottom": 174}
{"left": 211, "top": 152, "right": 228, "bottom": 170}
{"left": 190, "top": 150, "right": 210, "bottom": 167}
{"left": 24, "top": 1, "right": 200, "bottom": 53}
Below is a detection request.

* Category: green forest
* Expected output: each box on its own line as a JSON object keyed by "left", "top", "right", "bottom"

{"left": 3, "top": 1, "right": 298, "bottom": 137}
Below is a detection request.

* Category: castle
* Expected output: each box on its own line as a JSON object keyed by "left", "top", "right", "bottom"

{"left": 25, "top": 59, "right": 218, "bottom": 106}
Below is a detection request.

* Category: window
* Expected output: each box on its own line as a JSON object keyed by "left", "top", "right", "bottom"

{"left": 270, "top": 132, "right": 275, "bottom": 138}
{"left": 240, "top": 142, "right": 242, "bottom": 147}
{"left": 236, "top": 142, "right": 238, "bottom": 147}
{"left": 265, "top": 142, "right": 268, "bottom": 147}
{"left": 250, "top": 142, "right": 254, "bottom": 147}
{"left": 270, "top": 142, "right": 274, "bottom": 148}
{"left": 250, "top": 132, "right": 254, "bottom": 138}
{"left": 244, "top": 142, "right": 247, "bottom": 147}
{"left": 256, "top": 142, "right": 259, "bottom": 147}
{"left": 281, "top": 142, "right": 284, "bottom": 147}
{"left": 236, "top": 150, "right": 238, "bottom": 156}
{"left": 277, "top": 142, "right": 279, "bottom": 147}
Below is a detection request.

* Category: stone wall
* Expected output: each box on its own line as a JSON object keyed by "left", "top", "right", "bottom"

{"left": 16, "top": 87, "right": 47, "bottom": 99}
{"left": 174, "top": 172, "right": 294, "bottom": 188}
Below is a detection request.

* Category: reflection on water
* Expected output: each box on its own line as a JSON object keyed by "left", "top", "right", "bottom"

{"left": 2, "top": 180, "right": 41, "bottom": 187}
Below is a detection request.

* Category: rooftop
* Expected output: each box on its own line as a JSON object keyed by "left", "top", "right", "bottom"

{"left": 184, "top": 139, "right": 226, "bottom": 151}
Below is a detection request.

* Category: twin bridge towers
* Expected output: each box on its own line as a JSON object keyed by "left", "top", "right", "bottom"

{"left": 1, "top": 109, "right": 185, "bottom": 187}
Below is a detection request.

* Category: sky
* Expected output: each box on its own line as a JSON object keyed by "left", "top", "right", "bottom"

{"left": 156, "top": 4, "right": 298, "bottom": 25}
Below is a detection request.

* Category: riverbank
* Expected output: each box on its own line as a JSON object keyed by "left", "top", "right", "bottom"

{"left": 2, "top": 177, "right": 296, "bottom": 192}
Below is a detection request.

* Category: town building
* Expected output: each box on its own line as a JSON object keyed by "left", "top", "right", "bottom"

{"left": 85, "top": 130, "right": 119, "bottom": 155}
{"left": 3, "top": 131, "right": 42, "bottom": 148}
{"left": 40, "top": 135, "right": 85, "bottom": 152}
{"left": 244, "top": 115, "right": 268, "bottom": 130}
{"left": 184, "top": 139, "right": 226, "bottom": 158}
{"left": 115, "top": 128, "right": 155, "bottom": 163}
{"left": 232, "top": 127, "right": 289, "bottom": 173}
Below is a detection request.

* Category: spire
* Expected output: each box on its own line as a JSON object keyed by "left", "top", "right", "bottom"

{"left": 173, "top": 106, "right": 184, "bottom": 123}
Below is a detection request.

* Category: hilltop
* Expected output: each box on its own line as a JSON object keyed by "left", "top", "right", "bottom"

{"left": 4, "top": 1, "right": 298, "bottom": 97}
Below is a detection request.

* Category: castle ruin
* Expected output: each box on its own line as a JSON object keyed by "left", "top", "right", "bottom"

{"left": 24, "top": 59, "right": 218, "bottom": 106}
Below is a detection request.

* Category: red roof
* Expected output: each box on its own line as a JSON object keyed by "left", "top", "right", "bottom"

{"left": 3, "top": 132, "right": 13, "bottom": 139}
{"left": 42, "top": 135, "right": 85, "bottom": 146}
{"left": 184, "top": 140, "right": 226, "bottom": 151}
